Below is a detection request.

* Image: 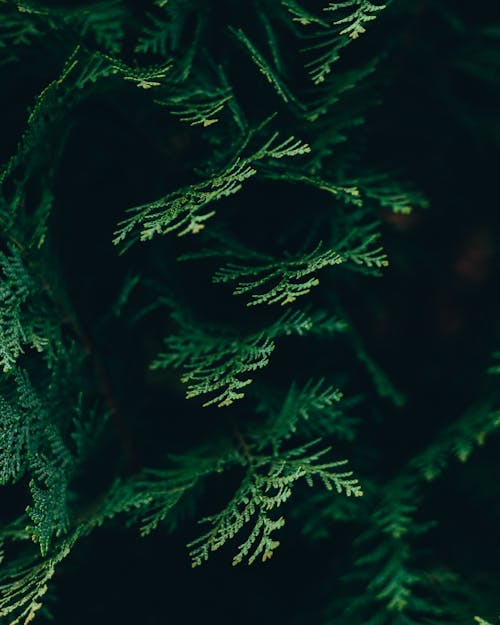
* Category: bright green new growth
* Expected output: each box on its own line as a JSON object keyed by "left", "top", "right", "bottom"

{"left": 212, "top": 239, "right": 387, "bottom": 307}
{"left": 113, "top": 131, "right": 311, "bottom": 244}
{"left": 151, "top": 308, "right": 315, "bottom": 407}
{"left": 189, "top": 443, "right": 363, "bottom": 567}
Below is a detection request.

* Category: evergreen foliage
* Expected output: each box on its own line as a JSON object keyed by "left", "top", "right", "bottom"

{"left": 0, "top": 0, "right": 498, "bottom": 624}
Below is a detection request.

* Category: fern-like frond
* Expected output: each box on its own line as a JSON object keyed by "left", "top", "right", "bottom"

{"left": 0, "top": 250, "right": 37, "bottom": 373}
{"left": 409, "top": 400, "right": 500, "bottom": 481}
{"left": 189, "top": 442, "right": 362, "bottom": 566}
{"left": 336, "top": 477, "right": 455, "bottom": 625}
{"left": 330, "top": 219, "right": 389, "bottom": 274}
{"left": 0, "top": 356, "right": 106, "bottom": 555}
{"left": 0, "top": 530, "right": 81, "bottom": 625}
{"left": 101, "top": 445, "right": 235, "bottom": 536}
{"left": 213, "top": 243, "right": 343, "bottom": 306}
{"left": 155, "top": 66, "right": 234, "bottom": 127}
{"left": 151, "top": 308, "right": 314, "bottom": 407}
{"left": 0, "top": 46, "right": 79, "bottom": 186}
{"left": 230, "top": 27, "right": 303, "bottom": 109}
{"left": 260, "top": 168, "right": 363, "bottom": 205}
{"left": 252, "top": 378, "right": 359, "bottom": 451}
{"left": 26, "top": 458, "right": 70, "bottom": 557}
{"left": 299, "top": 1, "right": 386, "bottom": 85}
{"left": 0, "top": 372, "right": 45, "bottom": 484}
{"left": 113, "top": 130, "right": 310, "bottom": 245}
{"left": 326, "top": 1, "right": 386, "bottom": 40}
{"left": 361, "top": 173, "right": 430, "bottom": 214}
{"left": 205, "top": 216, "right": 388, "bottom": 306}
{"left": 212, "top": 225, "right": 388, "bottom": 305}
{"left": 135, "top": 2, "right": 203, "bottom": 80}
{"left": 0, "top": 248, "right": 64, "bottom": 371}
